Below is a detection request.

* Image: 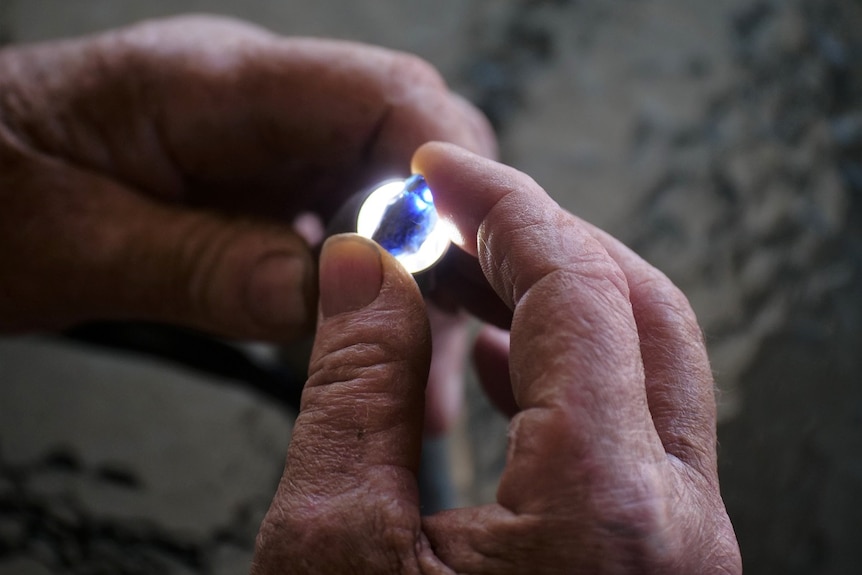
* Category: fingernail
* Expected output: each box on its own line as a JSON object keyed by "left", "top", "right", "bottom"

{"left": 245, "top": 252, "right": 312, "bottom": 328}
{"left": 320, "top": 235, "right": 383, "bottom": 319}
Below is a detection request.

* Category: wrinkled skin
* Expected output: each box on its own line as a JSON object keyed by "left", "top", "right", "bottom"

{"left": 0, "top": 15, "right": 497, "bottom": 434}
{"left": 251, "top": 145, "right": 742, "bottom": 573}
{"left": 0, "top": 16, "right": 741, "bottom": 573}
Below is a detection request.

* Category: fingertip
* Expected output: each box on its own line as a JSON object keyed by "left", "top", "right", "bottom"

{"left": 319, "top": 234, "right": 383, "bottom": 319}
{"left": 411, "top": 142, "right": 492, "bottom": 256}
{"left": 410, "top": 141, "right": 458, "bottom": 176}
{"left": 317, "top": 233, "right": 426, "bottom": 330}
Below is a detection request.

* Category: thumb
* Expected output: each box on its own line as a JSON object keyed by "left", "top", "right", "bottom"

{"left": 1, "top": 161, "right": 316, "bottom": 341}
{"left": 254, "top": 234, "right": 434, "bottom": 573}
{"left": 114, "top": 200, "right": 318, "bottom": 342}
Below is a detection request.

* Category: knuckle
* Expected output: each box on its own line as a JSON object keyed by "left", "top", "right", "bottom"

{"left": 385, "top": 52, "right": 448, "bottom": 98}
{"left": 307, "top": 340, "right": 399, "bottom": 388}
{"left": 305, "top": 341, "right": 424, "bottom": 419}
{"left": 174, "top": 214, "right": 250, "bottom": 322}
{"left": 177, "top": 217, "right": 302, "bottom": 316}
{"left": 308, "top": 304, "right": 431, "bottom": 391}
{"left": 179, "top": 219, "right": 227, "bottom": 315}
{"left": 482, "top": 190, "right": 635, "bottom": 310}
{"left": 595, "top": 475, "right": 681, "bottom": 566}
{"left": 511, "top": 234, "right": 631, "bottom": 314}
{"left": 120, "top": 13, "right": 256, "bottom": 41}
{"left": 632, "top": 270, "right": 704, "bottom": 343}
{"left": 157, "top": 13, "right": 241, "bottom": 29}
{"left": 637, "top": 271, "right": 693, "bottom": 315}
{"left": 388, "top": 52, "right": 447, "bottom": 91}
{"left": 255, "top": 492, "right": 420, "bottom": 573}
{"left": 573, "top": 249, "right": 632, "bottom": 301}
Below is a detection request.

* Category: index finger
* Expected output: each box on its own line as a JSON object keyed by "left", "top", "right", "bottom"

{"left": 413, "top": 142, "right": 666, "bottom": 515}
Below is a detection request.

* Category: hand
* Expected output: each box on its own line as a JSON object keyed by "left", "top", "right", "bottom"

{"left": 251, "top": 143, "right": 742, "bottom": 573}
{"left": 0, "top": 16, "right": 495, "bottom": 431}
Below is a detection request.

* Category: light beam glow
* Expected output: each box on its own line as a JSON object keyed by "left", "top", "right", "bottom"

{"left": 356, "top": 176, "right": 451, "bottom": 274}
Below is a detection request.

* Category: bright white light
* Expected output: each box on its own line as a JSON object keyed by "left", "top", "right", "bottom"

{"left": 439, "top": 218, "right": 464, "bottom": 248}
{"left": 356, "top": 179, "right": 451, "bottom": 274}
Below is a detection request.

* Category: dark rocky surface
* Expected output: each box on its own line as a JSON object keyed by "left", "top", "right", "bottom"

{"left": 2, "top": 0, "right": 862, "bottom": 572}
{"left": 714, "top": 2, "right": 862, "bottom": 572}
{"left": 0, "top": 339, "right": 291, "bottom": 574}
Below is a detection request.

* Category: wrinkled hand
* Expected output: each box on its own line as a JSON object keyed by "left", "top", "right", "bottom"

{"left": 251, "top": 143, "right": 742, "bottom": 573}
{"left": 0, "top": 16, "right": 495, "bottom": 431}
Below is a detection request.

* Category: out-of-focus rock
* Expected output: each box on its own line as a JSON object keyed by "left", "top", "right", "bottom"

{"left": 0, "top": 557, "right": 53, "bottom": 575}
{"left": 0, "top": 338, "right": 291, "bottom": 540}
{"left": 208, "top": 544, "right": 253, "bottom": 575}
{"left": 0, "top": 337, "right": 291, "bottom": 571}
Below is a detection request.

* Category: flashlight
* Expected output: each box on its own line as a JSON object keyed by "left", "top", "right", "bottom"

{"left": 329, "top": 175, "right": 452, "bottom": 281}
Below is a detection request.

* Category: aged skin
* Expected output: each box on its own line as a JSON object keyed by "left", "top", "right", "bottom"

{"left": 0, "top": 15, "right": 496, "bottom": 434}
{"left": 251, "top": 145, "right": 742, "bottom": 574}
{"left": 0, "top": 15, "right": 741, "bottom": 573}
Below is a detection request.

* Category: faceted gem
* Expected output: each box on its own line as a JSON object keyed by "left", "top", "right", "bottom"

{"left": 371, "top": 174, "right": 439, "bottom": 257}
{"left": 356, "top": 175, "right": 450, "bottom": 274}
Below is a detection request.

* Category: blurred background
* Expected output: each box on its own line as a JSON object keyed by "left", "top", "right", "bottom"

{"left": 1, "top": 0, "right": 861, "bottom": 573}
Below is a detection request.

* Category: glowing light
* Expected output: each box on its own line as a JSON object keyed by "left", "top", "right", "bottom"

{"left": 356, "top": 175, "right": 450, "bottom": 274}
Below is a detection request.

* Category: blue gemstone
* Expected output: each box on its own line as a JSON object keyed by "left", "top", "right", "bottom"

{"left": 371, "top": 175, "right": 439, "bottom": 257}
